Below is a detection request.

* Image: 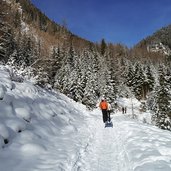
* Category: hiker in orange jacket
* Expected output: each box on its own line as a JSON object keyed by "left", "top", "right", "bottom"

{"left": 99, "top": 97, "right": 108, "bottom": 123}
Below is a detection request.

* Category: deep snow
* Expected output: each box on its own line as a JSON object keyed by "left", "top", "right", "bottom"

{"left": 0, "top": 65, "right": 171, "bottom": 171}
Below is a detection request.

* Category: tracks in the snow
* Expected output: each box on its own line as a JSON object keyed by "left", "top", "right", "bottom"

{"left": 71, "top": 114, "right": 133, "bottom": 171}
{"left": 112, "top": 115, "right": 132, "bottom": 171}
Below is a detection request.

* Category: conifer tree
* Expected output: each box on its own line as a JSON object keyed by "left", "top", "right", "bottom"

{"left": 145, "top": 65, "right": 155, "bottom": 92}
{"left": 152, "top": 66, "right": 171, "bottom": 130}
{"left": 104, "top": 69, "right": 117, "bottom": 105}
{"left": 82, "top": 71, "right": 97, "bottom": 108}
{"left": 100, "top": 38, "right": 107, "bottom": 56}
{"left": 165, "top": 68, "right": 171, "bottom": 92}
{"left": 132, "top": 63, "right": 146, "bottom": 99}
{"left": 125, "top": 64, "right": 134, "bottom": 87}
{"left": 69, "top": 69, "right": 85, "bottom": 102}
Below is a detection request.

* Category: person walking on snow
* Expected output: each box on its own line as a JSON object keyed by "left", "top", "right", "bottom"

{"left": 122, "top": 106, "right": 127, "bottom": 114}
{"left": 107, "top": 102, "right": 111, "bottom": 122}
{"left": 99, "top": 97, "right": 108, "bottom": 123}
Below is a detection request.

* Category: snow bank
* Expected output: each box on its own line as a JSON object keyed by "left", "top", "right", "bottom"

{"left": 14, "top": 108, "right": 31, "bottom": 122}
{"left": 20, "top": 143, "right": 46, "bottom": 155}
{"left": 137, "top": 111, "right": 152, "bottom": 124}
{"left": 6, "top": 118, "right": 26, "bottom": 133}
{"left": 0, "top": 65, "right": 89, "bottom": 171}
{"left": 0, "top": 84, "right": 6, "bottom": 100}
{"left": 0, "top": 136, "right": 4, "bottom": 148}
{"left": 115, "top": 115, "right": 171, "bottom": 171}
{"left": 0, "top": 101, "right": 14, "bottom": 118}
{"left": 0, "top": 123, "right": 9, "bottom": 139}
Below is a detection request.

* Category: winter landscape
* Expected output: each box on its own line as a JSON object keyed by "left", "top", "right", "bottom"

{"left": 1, "top": 0, "right": 171, "bottom": 170}
{"left": 0, "top": 65, "right": 171, "bottom": 171}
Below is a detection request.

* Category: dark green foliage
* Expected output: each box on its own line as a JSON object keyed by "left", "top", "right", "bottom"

{"left": 130, "top": 63, "right": 145, "bottom": 99}
{"left": 0, "top": 21, "right": 15, "bottom": 62}
{"left": 145, "top": 65, "right": 155, "bottom": 92}
{"left": 100, "top": 38, "right": 107, "bottom": 56}
{"left": 125, "top": 64, "right": 134, "bottom": 87}
{"left": 14, "top": 10, "right": 21, "bottom": 28}
{"left": 165, "top": 68, "right": 171, "bottom": 91}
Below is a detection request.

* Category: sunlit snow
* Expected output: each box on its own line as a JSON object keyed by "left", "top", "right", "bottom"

{"left": 0, "top": 65, "right": 171, "bottom": 171}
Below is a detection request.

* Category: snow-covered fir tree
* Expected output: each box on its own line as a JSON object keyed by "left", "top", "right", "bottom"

{"left": 132, "top": 63, "right": 146, "bottom": 100}
{"left": 151, "top": 66, "right": 171, "bottom": 130}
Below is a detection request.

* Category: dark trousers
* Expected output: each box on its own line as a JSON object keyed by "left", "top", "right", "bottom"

{"left": 122, "top": 107, "right": 127, "bottom": 114}
{"left": 107, "top": 110, "right": 111, "bottom": 122}
{"left": 102, "top": 109, "right": 108, "bottom": 123}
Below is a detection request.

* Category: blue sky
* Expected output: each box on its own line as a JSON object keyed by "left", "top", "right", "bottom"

{"left": 31, "top": 0, "right": 171, "bottom": 47}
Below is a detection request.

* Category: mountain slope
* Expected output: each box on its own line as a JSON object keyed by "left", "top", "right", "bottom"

{"left": 0, "top": 0, "right": 92, "bottom": 60}
{"left": 136, "top": 24, "right": 171, "bottom": 56}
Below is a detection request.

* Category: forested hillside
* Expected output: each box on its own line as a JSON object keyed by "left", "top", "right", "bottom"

{"left": 1, "top": 0, "right": 171, "bottom": 130}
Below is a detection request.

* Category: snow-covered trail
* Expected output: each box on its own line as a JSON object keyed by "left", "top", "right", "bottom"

{"left": 23, "top": 111, "right": 132, "bottom": 171}
{"left": 71, "top": 112, "right": 132, "bottom": 171}
{"left": 71, "top": 110, "right": 171, "bottom": 171}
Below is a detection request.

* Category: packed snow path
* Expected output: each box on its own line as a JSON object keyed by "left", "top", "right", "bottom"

{"left": 70, "top": 111, "right": 171, "bottom": 171}
{"left": 72, "top": 114, "right": 131, "bottom": 171}
{"left": 34, "top": 113, "right": 134, "bottom": 171}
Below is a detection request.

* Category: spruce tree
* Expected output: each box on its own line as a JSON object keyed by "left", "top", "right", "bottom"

{"left": 152, "top": 66, "right": 171, "bottom": 130}
{"left": 132, "top": 63, "right": 146, "bottom": 100}
{"left": 145, "top": 65, "right": 155, "bottom": 92}
{"left": 100, "top": 38, "right": 107, "bottom": 56}
{"left": 125, "top": 64, "right": 134, "bottom": 87}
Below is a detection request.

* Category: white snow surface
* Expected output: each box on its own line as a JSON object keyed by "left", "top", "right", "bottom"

{"left": 0, "top": 65, "right": 171, "bottom": 171}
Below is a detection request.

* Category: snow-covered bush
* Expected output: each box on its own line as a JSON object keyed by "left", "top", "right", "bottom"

{"left": 137, "top": 112, "right": 152, "bottom": 124}
{"left": 7, "top": 67, "right": 24, "bottom": 83}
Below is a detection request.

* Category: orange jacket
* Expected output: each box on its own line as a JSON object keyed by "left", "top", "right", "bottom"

{"left": 99, "top": 101, "right": 108, "bottom": 110}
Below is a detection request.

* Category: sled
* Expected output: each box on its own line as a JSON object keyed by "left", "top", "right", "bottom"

{"left": 105, "top": 121, "right": 113, "bottom": 128}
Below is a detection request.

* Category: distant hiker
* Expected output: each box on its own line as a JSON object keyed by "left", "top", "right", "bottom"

{"left": 112, "top": 101, "right": 118, "bottom": 113}
{"left": 122, "top": 107, "right": 124, "bottom": 114}
{"left": 122, "top": 106, "right": 127, "bottom": 114}
{"left": 99, "top": 97, "right": 108, "bottom": 123}
{"left": 125, "top": 107, "right": 127, "bottom": 113}
{"left": 107, "top": 102, "right": 111, "bottom": 122}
